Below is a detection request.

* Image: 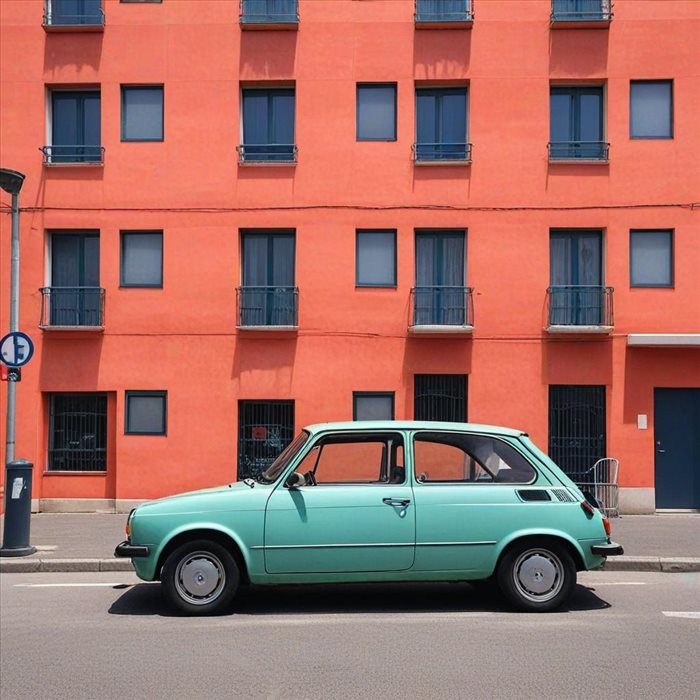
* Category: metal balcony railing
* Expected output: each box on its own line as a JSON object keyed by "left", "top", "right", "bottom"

{"left": 40, "top": 287, "right": 105, "bottom": 329}
{"left": 413, "top": 143, "right": 472, "bottom": 163}
{"left": 415, "top": 0, "right": 473, "bottom": 25}
{"left": 548, "top": 141, "right": 609, "bottom": 161}
{"left": 547, "top": 286, "right": 613, "bottom": 328}
{"left": 237, "top": 144, "right": 297, "bottom": 164}
{"left": 41, "top": 145, "right": 104, "bottom": 165}
{"left": 43, "top": 0, "right": 104, "bottom": 29}
{"left": 551, "top": 0, "right": 612, "bottom": 23}
{"left": 410, "top": 286, "right": 474, "bottom": 329}
{"left": 240, "top": 0, "right": 299, "bottom": 26}
{"left": 237, "top": 286, "right": 299, "bottom": 328}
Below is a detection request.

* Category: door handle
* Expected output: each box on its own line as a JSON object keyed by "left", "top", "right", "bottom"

{"left": 657, "top": 449, "right": 666, "bottom": 453}
{"left": 383, "top": 498, "right": 410, "bottom": 507}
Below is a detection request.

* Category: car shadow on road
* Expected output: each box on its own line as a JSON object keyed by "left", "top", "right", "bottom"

{"left": 108, "top": 581, "right": 610, "bottom": 617}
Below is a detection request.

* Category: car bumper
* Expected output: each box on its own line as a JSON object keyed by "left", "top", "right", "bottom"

{"left": 591, "top": 542, "right": 624, "bottom": 557}
{"left": 114, "top": 540, "right": 151, "bottom": 558}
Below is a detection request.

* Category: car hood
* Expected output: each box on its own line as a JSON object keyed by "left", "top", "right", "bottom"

{"left": 135, "top": 481, "right": 267, "bottom": 515}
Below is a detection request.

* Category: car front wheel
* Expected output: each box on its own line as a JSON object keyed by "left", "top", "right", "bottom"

{"left": 161, "top": 539, "right": 239, "bottom": 616}
{"left": 497, "top": 540, "right": 576, "bottom": 612}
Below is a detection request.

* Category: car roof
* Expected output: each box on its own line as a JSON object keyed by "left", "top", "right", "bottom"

{"left": 304, "top": 421, "right": 527, "bottom": 438}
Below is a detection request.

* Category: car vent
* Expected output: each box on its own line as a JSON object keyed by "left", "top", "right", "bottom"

{"left": 551, "top": 488, "right": 576, "bottom": 503}
{"left": 517, "top": 489, "right": 552, "bottom": 502}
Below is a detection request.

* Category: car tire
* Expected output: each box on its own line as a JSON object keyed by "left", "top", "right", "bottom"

{"left": 161, "top": 539, "right": 240, "bottom": 616}
{"left": 497, "top": 540, "right": 576, "bottom": 612}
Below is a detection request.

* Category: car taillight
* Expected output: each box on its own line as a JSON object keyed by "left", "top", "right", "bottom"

{"left": 602, "top": 517, "right": 611, "bottom": 537}
{"left": 125, "top": 520, "right": 131, "bottom": 538}
{"left": 580, "top": 500, "right": 595, "bottom": 516}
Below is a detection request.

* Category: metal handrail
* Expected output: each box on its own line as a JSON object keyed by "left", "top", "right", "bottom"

{"left": 547, "top": 285, "right": 614, "bottom": 327}
{"left": 412, "top": 143, "right": 472, "bottom": 162}
{"left": 415, "top": 0, "right": 473, "bottom": 23}
{"left": 237, "top": 144, "right": 297, "bottom": 164}
{"left": 43, "top": 0, "right": 105, "bottom": 27}
{"left": 40, "top": 287, "right": 105, "bottom": 328}
{"left": 548, "top": 141, "right": 609, "bottom": 161}
{"left": 410, "top": 286, "right": 474, "bottom": 327}
{"left": 551, "top": 0, "right": 612, "bottom": 22}
{"left": 240, "top": 0, "right": 299, "bottom": 23}
{"left": 237, "top": 286, "right": 299, "bottom": 328}
{"left": 41, "top": 145, "right": 105, "bottom": 165}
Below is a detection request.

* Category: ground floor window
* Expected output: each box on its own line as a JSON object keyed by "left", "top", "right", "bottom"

{"left": 238, "top": 400, "right": 294, "bottom": 480}
{"left": 548, "top": 385, "right": 606, "bottom": 484}
{"left": 414, "top": 374, "right": 467, "bottom": 422}
{"left": 48, "top": 393, "right": 107, "bottom": 471}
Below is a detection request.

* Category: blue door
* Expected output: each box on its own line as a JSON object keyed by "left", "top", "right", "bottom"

{"left": 654, "top": 389, "right": 700, "bottom": 509}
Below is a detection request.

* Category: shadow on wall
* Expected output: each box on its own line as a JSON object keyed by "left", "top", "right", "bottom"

{"left": 231, "top": 335, "right": 299, "bottom": 390}
{"left": 43, "top": 33, "right": 103, "bottom": 72}
{"left": 239, "top": 31, "right": 297, "bottom": 78}
{"left": 549, "top": 29, "right": 609, "bottom": 76}
{"left": 541, "top": 338, "right": 613, "bottom": 386}
{"left": 413, "top": 30, "right": 471, "bottom": 80}
{"left": 38, "top": 335, "right": 105, "bottom": 390}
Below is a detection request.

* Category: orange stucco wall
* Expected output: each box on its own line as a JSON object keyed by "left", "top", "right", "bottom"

{"left": 1, "top": 1, "right": 698, "bottom": 506}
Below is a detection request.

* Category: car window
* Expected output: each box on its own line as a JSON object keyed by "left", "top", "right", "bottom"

{"left": 413, "top": 432, "right": 536, "bottom": 484}
{"left": 296, "top": 433, "right": 405, "bottom": 485}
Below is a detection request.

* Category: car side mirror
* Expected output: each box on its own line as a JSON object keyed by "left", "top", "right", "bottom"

{"left": 285, "top": 471, "right": 306, "bottom": 489}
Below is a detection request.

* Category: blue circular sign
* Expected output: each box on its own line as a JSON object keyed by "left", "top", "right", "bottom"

{"left": 0, "top": 332, "right": 34, "bottom": 368}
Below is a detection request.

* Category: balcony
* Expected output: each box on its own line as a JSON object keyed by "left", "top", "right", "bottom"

{"left": 237, "top": 286, "right": 299, "bottom": 330}
{"left": 41, "top": 145, "right": 104, "bottom": 166}
{"left": 43, "top": 0, "right": 104, "bottom": 31}
{"left": 415, "top": 0, "right": 473, "bottom": 29}
{"left": 40, "top": 287, "right": 105, "bottom": 330}
{"left": 409, "top": 286, "right": 474, "bottom": 334}
{"left": 240, "top": 0, "right": 298, "bottom": 30}
{"left": 546, "top": 286, "right": 613, "bottom": 333}
{"left": 551, "top": 0, "right": 612, "bottom": 27}
{"left": 413, "top": 142, "right": 472, "bottom": 165}
{"left": 548, "top": 141, "right": 609, "bottom": 163}
{"left": 237, "top": 144, "right": 297, "bottom": 165}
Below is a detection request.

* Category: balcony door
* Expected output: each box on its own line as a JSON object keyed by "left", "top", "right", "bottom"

{"left": 50, "top": 232, "right": 100, "bottom": 326}
{"left": 241, "top": 231, "right": 295, "bottom": 326}
{"left": 550, "top": 230, "right": 602, "bottom": 325}
{"left": 415, "top": 231, "right": 465, "bottom": 325}
{"left": 51, "top": 91, "right": 101, "bottom": 163}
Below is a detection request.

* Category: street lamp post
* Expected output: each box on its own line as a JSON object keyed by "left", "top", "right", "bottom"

{"left": 0, "top": 167, "right": 36, "bottom": 557}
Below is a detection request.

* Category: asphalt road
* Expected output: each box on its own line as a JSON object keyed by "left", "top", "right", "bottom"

{"left": 1, "top": 571, "right": 698, "bottom": 700}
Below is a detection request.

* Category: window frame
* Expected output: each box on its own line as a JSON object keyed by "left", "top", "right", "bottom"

{"left": 549, "top": 85, "right": 605, "bottom": 142}
{"left": 120, "top": 230, "right": 164, "bottom": 288}
{"left": 356, "top": 83, "right": 397, "bottom": 142}
{"left": 240, "top": 86, "right": 296, "bottom": 148}
{"left": 629, "top": 229, "right": 674, "bottom": 288}
{"left": 125, "top": 390, "right": 167, "bottom": 436}
{"left": 629, "top": 79, "right": 674, "bottom": 140}
{"left": 355, "top": 229, "right": 397, "bottom": 288}
{"left": 120, "top": 85, "right": 164, "bottom": 142}
{"left": 352, "top": 392, "right": 396, "bottom": 421}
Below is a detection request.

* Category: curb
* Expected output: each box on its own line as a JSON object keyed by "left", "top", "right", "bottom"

{"left": 1, "top": 556, "right": 700, "bottom": 574}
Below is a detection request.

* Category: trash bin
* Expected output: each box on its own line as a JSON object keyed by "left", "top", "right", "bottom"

{"left": 0, "top": 459, "right": 36, "bottom": 557}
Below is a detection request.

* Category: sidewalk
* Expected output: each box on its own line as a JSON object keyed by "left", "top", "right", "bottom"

{"left": 1, "top": 512, "right": 699, "bottom": 573}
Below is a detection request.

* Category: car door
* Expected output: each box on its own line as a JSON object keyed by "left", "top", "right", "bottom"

{"left": 264, "top": 431, "right": 415, "bottom": 574}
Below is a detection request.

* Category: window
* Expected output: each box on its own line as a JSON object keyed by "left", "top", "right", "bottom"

{"left": 357, "top": 84, "right": 396, "bottom": 141}
{"left": 241, "top": 0, "right": 298, "bottom": 24}
{"left": 630, "top": 230, "right": 673, "bottom": 287}
{"left": 45, "top": 0, "right": 104, "bottom": 26}
{"left": 125, "top": 391, "right": 167, "bottom": 435}
{"left": 356, "top": 230, "right": 396, "bottom": 287}
{"left": 550, "top": 86, "right": 606, "bottom": 160}
{"left": 296, "top": 433, "right": 405, "bottom": 484}
{"left": 415, "top": 88, "right": 468, "bottom": 161}
{"left": 121, "top": 86, "right": 164, "bottom": 141}
{"left": 241, "top": 88, "right": 295, "bottom": 162}
{"left": 48, "top": 90, "right": 101, "bottom": 164}
{"left": 413, "top": 432, "right": 536, "bottom": 484}
{"left": 48, "top": 393, "right": 107, "bottom": 471}
{"left": 414, "top": 374, "right": 467, "bottom": 422}
{"left": 120, "top": 231, "right": 163, "bottom": 287}
{"left": 415, "top": 0, "right": 472, "bottom": 23}
{"left": 630, "top": 81, "right": 673, "bottom": 139}
{"left": 551, "top": 0, "right": 611, "bottom": 22}
{"left": 353, "top": 393, "right": 395, "bottom": 420}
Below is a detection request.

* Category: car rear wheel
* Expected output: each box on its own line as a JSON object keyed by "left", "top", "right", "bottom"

{"left": 497, "top": 540, "right": 576, "bottom": 612}
{"left": 161, "top": 539, "right": 239, "bottom": 616}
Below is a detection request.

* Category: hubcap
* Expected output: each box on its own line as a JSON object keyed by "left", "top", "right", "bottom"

{"left": 513, "top": 549, "right": 564, "bottom": 603}
{"left": 175, "top": 552, "right": 226, "bottom": 606}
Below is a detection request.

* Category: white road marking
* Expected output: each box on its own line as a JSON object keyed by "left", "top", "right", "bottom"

{"left": 14, "top": 583, "right": 131, "bottom": 588}
{"left": 662, "top": 611, "right": 700, "bottom": 619}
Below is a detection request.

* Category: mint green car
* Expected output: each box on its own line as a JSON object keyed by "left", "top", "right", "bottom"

{"left": 115, "top": 421, "right": 623, "bottom": 615}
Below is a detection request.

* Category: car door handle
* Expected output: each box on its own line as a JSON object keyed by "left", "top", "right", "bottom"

{"left": 383, "top": 498, "right": 410, "bottom": 507}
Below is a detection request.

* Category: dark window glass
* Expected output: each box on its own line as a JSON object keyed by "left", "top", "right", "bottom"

{"left": 48, "top": 393, "right": 107, "bottom": 471}
{"left": 356, "top": 230, "right": 396, "bottom": 286}
{"left": 414, "top": 374, "right": 467, "bottom": 422}
{"left": 48, "top": 0, "right": 103, "bottom": 25}
{"left": 357, "top": 84, "right": 396, "bottom": 141}
{"left": 413, "top": 432, "right": 536, "bottom": 484}
{"left": 415, "top": 0, "right": 472, "bottom": 22}
{"left": 630, "top": 230, "right": 673, "bottom": 287}
{"left": 51, "top": 91, "right": 101, "bottom": 163}
{"left": 415, "top": 88, "right": 468, "bottom": 160}
{"left": 630, "top": 81, "right": 673, "bottom": 139}
{"left": 126, "top": 391, "right": 167, "bottom": 435}
{"left": 121, "top": 86, "right": 164, "bottom": 141}
{"left": 550, "top": 87, "right": 605, "bottom": 159}
{"left": 121, "top": 231, "right": 163, "bottom": 287}
{"left": 353, "top": 393, "right": 395, "bottom": 420}
{"left": 242, "top": 88, "right": 295, "bottom": 161}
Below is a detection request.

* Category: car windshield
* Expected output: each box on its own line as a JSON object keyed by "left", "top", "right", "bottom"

{"left": 258, "top": 431, "right": 310, "bottom": 483}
